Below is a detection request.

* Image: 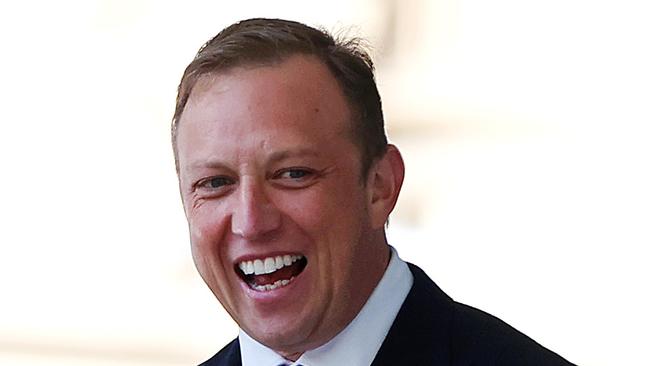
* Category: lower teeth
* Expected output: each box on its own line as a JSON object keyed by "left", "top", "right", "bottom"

{"left": 251, "top": 276, "right": 295, "bottom": 292}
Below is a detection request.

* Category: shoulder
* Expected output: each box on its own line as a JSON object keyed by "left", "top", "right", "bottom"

{"left": 406, "top": 263, "right": 575, "bottom": 365}
{"left": 198, "top": 338, "right": 241, "bottom": 366}
{"left": 449, "top": 301, "right": 573, "bottom": 365}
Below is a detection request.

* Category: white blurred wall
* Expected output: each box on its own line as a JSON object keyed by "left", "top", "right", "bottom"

{"left": 0, "top": 1, "right": 648, "bottom": 365}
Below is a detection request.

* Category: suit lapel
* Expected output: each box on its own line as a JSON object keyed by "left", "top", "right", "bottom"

{"left": 371, "top": 263, "right": 454, "bottom": 366}
{"left": 200, "top": 338, "right": 242, "bottom": 366}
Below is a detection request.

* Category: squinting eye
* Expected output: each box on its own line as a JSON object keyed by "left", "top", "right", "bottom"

{"left": 199, "top": 176, "right": 233, "bottom": 189}
{"left": 272, "top": 168, "right": 318, "bottom": 189}
{"left": 279, "top": 169, "right": 311, "bottom": 180}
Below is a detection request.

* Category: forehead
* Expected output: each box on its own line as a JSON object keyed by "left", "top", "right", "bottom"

{"left": 176, "top": 55, "right": 356, "bottom": 167}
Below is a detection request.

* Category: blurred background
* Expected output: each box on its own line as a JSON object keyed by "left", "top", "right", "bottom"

{"left": 1, "top": 0, "right": 648, "bottom": 365}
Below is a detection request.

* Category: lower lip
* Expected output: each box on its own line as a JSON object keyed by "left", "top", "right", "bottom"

{"left": 240, "top": 267, "right": 308, "bottom": 303}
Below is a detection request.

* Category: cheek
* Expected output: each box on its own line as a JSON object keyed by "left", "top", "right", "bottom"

{"left": 189, "top": 202, "right": 228, "bottom": 242}
{"left": 281, "top": 179, "right": 365, "bottom": 216}
{"left": 274, "top": 189, "right": 338, "bottom": 233}
{"left": 278, "top": 185, "right": 368, "bottom": 256}
{"left": 188, "top": 206, "right": 237, "bottom": 304}
{"left": 188, "top": 205, "right": 230, "bottom": 269}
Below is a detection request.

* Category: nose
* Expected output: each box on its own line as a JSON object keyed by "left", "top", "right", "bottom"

{"left": 230, "top": 177, "right": 281, "bottom": 240}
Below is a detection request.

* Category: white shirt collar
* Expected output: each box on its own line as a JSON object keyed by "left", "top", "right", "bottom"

{"left": 239, "top": 246, "right": 414, "bottom": 366}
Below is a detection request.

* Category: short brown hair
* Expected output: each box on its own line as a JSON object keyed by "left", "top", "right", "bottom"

{"left": 172, "top": 18, "right": 387, "bottom": 177}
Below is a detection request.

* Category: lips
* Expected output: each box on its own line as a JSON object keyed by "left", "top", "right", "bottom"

{"left": 236, "top": 254, "right": 308, "bottom": 292}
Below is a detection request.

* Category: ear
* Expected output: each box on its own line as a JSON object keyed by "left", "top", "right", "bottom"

{"left": 367, "top": 144, "right": 405, "bottom": 229}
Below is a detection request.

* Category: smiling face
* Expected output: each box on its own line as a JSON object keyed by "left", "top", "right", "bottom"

{"left": 175, "top": 55, "right": 396, "bottom": 357}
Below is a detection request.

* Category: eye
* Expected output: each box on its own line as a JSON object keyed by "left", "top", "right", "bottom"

{"left": 280, "top": 169, "right": 310, "bottom": 179}
{"left": 197, "top": 176, "right": 235, "bottom": 190}
{"left": 272, "top": 168, "right": 317, "bottom": 188}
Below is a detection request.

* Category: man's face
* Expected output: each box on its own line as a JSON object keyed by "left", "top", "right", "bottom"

{"left": 175, "top": 56, "right": 389, "bottom": 355}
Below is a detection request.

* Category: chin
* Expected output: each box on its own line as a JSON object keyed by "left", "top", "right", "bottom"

{"left": 244, "top": 313, "right": 322, "bottom": 354}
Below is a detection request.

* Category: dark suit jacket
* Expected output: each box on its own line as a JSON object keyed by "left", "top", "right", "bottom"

{"left": 200, "top": 263, "right": 575, "bottom": 365}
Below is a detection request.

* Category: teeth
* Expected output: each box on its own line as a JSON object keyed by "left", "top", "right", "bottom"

{"left": 274, "top": 256, "right": 284, "bottom": 270}
{"left": 283, "top": 255, "right": 292, "bottom": 266}
{"left": 263, "top": 258, "right": 275, "bottom": 274}
{"left": 251, "top": 276, "right": 296, "bottom": 292}
{"left": 253, "top": 259, "right": 264, "bottom": 275}
{"left": 238, "top": 255, "right": 303, "bottom": 276}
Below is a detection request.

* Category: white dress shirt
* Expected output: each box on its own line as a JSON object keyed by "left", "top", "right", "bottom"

{"left": 239, "top": 246, "right": 414, "bottom": 366}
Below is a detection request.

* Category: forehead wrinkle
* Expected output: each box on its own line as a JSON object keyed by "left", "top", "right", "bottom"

{"left": 266, "top": 148, "right": 322, "bottom": 164}
{"left": 188, "top": 158, "right": 230, "bottom": 171}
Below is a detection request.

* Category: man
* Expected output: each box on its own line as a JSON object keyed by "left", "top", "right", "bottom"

{"left": 172, "top": 18, "right": 574, "bottom": 366}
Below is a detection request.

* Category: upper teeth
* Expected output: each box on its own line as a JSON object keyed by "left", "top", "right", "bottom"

{"left": 238, "top": 254, "right": 303, "bottom": 275}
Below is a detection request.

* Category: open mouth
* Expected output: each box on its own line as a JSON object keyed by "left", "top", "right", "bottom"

{"left": 236, "top": 254, "right": 308, "bottom": 292}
